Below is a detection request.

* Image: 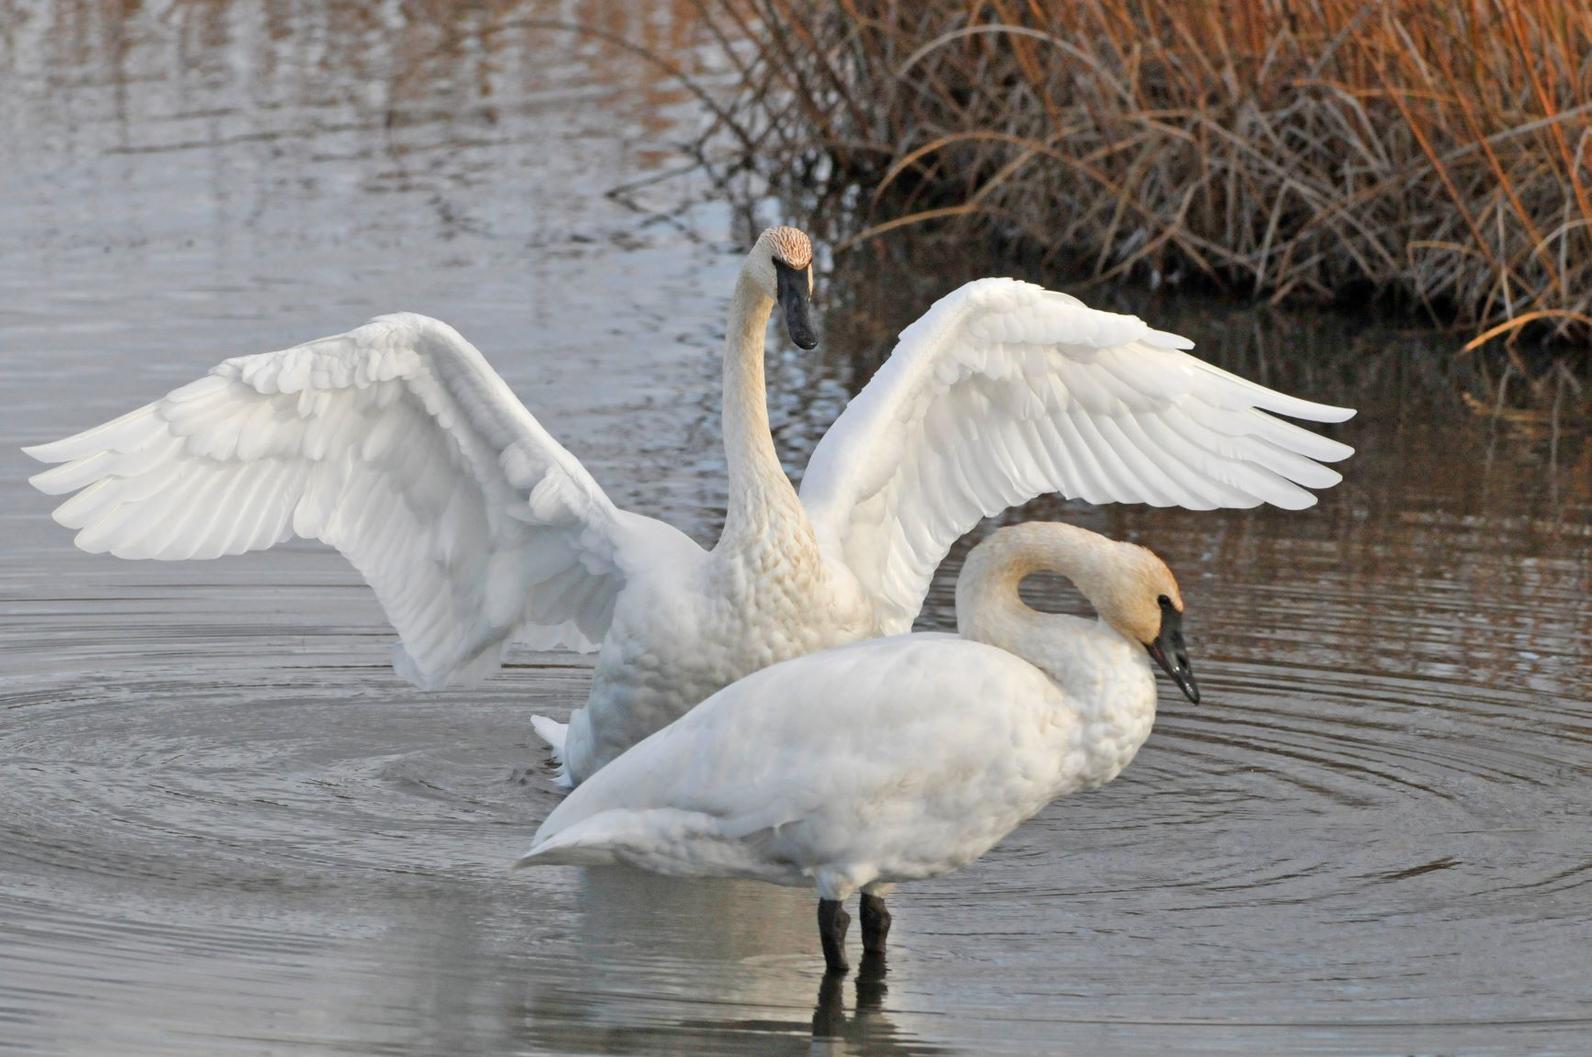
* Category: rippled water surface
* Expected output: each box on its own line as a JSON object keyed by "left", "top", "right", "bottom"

{"left": 3, "top": 4, "right": 1591, "bottom": 1055}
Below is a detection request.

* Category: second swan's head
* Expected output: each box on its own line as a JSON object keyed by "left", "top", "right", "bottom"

{"left": 747, "top": 226, "right": 816, "bottom": 350}
{"left": 1091, "top": 543, "right": 1199, "bottom": 705}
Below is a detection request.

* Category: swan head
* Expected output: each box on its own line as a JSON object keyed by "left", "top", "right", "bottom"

{"left": 961, "top": 524, "right": 1200, "bottom": 705}
{"left": 1091, "top": 545, "right": 1199, "bottom": 705}
{"left": 747, "top": 226, "right": 816, "bottom": 349}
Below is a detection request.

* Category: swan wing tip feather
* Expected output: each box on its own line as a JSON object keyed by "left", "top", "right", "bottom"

{"left": 511, "top": 829, "right": 612, "bottom": 869}
{"left": 1276, "top": 398, "right": 1357, "bottom": 424}
{"left": 389, "top": 646, "right": 442, "bottom": 690}
{"left": 511, "top": 838, "right": 591, "bottom": 869}
{"left": 1263, "top": 392, "right": 1358, "bottom": 425}
{"left": 392, "top": 638, "right": 507, "bottom": 691}
{"left": 1145, "top": 327, "right": 1195, "bottom": 350}
{"left": 27, "top": 465, "right": 72, "bottom": 495}
{"left": 515, "top": 807, "right": 729, "bottom": 872}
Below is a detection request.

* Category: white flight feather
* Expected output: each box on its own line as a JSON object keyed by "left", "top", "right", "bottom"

{"left": 25, "top": 312, "right": 695, "bottom": 689}
{"left": 799, "top": 277, "right": 1355, "bottom": 633}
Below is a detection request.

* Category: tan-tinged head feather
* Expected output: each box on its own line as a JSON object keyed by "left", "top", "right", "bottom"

{"left": 761, "top": 226, "right": 813, "bottom": 269}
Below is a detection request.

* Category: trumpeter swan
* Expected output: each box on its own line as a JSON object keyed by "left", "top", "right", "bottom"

{"left": 514, "top": 520, "right": 1197, "bottom": 972}
{"left": 24, "top": 226, "right": 1350, "bottom": 785}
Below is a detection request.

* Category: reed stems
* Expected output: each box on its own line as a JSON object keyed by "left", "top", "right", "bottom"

{"left": 696, "top": 0, "right": 1592, "bottom": 348}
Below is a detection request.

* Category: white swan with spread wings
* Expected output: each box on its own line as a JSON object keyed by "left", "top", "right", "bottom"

{"left": 24, "top": 226, "right": 1353, "bottom": 785}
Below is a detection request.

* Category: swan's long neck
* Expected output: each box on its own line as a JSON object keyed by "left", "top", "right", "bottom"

{"left": 955, "top": 522, "right": 1111, "bottom": 655}
{"left": 715, "top": 269, "right": 810, "bottom": 552}
{"left": 956, "top": 522, "right": 1158, "bottom": 789}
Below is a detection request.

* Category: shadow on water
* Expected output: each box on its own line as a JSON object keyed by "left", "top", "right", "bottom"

{"left": 2, "top": 2, "right": 1591, "bottom": 1056}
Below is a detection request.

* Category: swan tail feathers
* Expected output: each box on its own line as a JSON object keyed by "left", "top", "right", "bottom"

{"left": 530, "top": 715, "right": 573, "bottom": 789}
{"left": 512, "top": 809, "right": 739, "bottom": 871}
{"left": 530, "top": 714, "right": 568, "bottom": 754}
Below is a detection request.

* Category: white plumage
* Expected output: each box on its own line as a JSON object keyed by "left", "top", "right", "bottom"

{"left": 516, "top": 521, "right": 1194, "bottom": 972}
{"left": 24, "top": 226, "right": 1353, "bottom": 785}
{"left": 799, "top": 278, "right": 1352, "bottom": 632}
{"left": 25, "top": 312, "right": 690, "bottom": 687}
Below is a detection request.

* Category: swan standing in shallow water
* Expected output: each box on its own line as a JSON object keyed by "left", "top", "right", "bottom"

{"left": 515, "top": 521, "right": 1198, "bottom": 972}
{"left": 25, "top": 226, "right": 1350, "bottom": 785}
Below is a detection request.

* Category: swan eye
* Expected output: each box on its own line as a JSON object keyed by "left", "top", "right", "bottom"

{"left": 1157, "top": 594, "right": 1171, "bottom": 607}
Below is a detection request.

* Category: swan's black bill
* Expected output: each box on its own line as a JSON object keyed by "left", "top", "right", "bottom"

{"left": 774, "top": 259, "right": 817, "bottom": 350}
{"left": 1147, "top": 598, "right": 1199, "bottom": 704}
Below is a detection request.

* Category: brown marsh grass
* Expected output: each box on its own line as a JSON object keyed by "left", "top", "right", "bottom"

{"left": 692, "top": 0, "right": 1592, "bottom": 360}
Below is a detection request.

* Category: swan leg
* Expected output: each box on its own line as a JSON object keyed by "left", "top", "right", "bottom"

{"left": 817, "top": 898, "right": 852, "bottom": 973}
{"left": 859, "top": 892, "right": 892, "bottom": 955}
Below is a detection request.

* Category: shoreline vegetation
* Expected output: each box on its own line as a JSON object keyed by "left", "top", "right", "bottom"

{"left": 690, "top": 0, "right": 1592, "bottom": 367}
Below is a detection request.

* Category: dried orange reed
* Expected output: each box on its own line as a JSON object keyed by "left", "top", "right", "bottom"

{"left": 692, "top": 0, "right": 1592, "bottom": 353}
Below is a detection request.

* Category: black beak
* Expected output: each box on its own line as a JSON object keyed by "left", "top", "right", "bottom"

{"left": 1146, "top": 599, "right": 1199, "bottom": 704}
{"left": 774, "top": 259, "right": 817, "bottom": 350}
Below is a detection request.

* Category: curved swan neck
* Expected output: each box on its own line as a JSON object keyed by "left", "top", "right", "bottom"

{"left": 955, "top": 523, "right": 1119, "bottom": 655}
{"left": 716, "top": 269, "right": 806, "bottom": 550}
{"left": 958, "top": 524, "right": 1161, "bottom": 794}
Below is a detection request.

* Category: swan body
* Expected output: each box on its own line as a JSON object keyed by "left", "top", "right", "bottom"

{"left": 515, "top": 521, "right": 1188, "bottom": 971}
{"left": 24, "top": 226, "right": 1351, "bottom": 786}
{"left": 558, "top": 521, "right": 873, "bottom": 772}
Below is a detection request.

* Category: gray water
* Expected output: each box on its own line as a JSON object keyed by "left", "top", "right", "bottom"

{"left": 2, "top": 5, "right": 1590, "bottom": 1055}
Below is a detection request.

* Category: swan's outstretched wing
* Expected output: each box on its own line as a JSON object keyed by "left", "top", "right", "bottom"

{"left": 799, "top": 278, "right": 1356, "bottom": 632}
{"left": 25, "top": 313, "right": 699, "bottom": 688}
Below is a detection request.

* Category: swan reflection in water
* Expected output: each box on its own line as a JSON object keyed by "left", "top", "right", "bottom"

{"left": 812, "top": 953, "right": 895, "bottom": 1045}
{"left": 500, "top": 870, "right": 943, "bottom": 1056}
